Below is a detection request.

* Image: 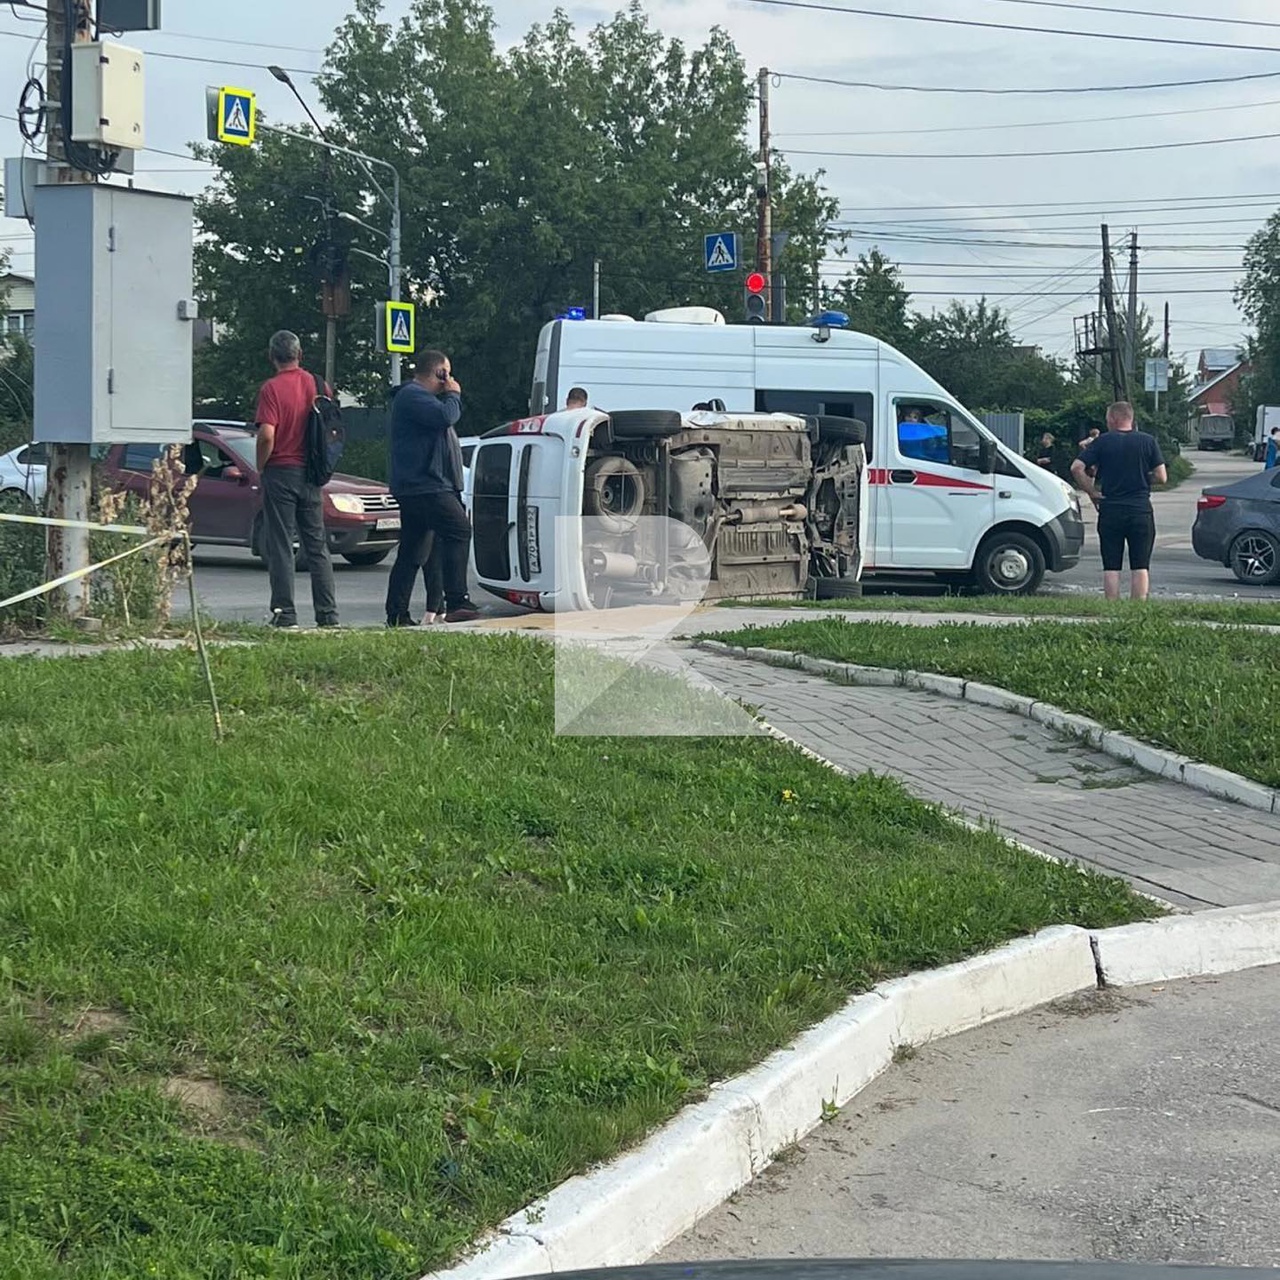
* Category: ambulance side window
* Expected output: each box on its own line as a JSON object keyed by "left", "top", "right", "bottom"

{"left": 896, "top": 402, "right": 984, "bottom": 471}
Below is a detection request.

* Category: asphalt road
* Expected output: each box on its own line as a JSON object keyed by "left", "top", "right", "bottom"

{"left": 179, "top": 449, "right": 1275, "bottom": 627}
{"left": 660, "top": 966, "right": 1280, "bottom": 1266}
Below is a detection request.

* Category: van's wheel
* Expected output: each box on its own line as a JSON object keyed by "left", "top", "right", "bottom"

{"left": 813, "top": 577, "right": 863, "bottom": 600}
{"left": 972, "top": 531, "right": 1045, "bottom": 595}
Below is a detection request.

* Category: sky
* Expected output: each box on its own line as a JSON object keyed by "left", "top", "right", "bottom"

{"left": 2, "top": 0, "right": 1275, "bottom": 372}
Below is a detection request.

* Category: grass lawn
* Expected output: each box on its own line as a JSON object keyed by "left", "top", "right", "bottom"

{"left": 706, "top": 616, "right": 1280, "bottom": 787}
{"left": 718, "top": 594, "right": 1280, "bottom": 626}
{"left": 0, "top": 634, "right": 1151, "bottom": 1279}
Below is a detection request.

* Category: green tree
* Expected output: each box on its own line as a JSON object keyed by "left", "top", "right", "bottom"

{"left": 193, "top": 0, "right": 844, "bottom": 426}
{"left": 823, "top": 248, "right": 912, "bottom": 350}
{"left": 1234, "top": 213, "right": 1280, "bottom": 443}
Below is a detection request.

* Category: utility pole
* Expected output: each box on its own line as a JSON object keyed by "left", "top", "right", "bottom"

{"left": 1126, "top": 230, "right": 1139, "bottom": 386}
{"left": 1163, "top": 301, "right": 1170, "bottom": 358}
{"left": 757, "top": 67, "right": 771, "bottom": 322}
{"left": 44, "top": 0, "right": 96, "bottom": 618}
{"left": 593, "top": 259, "right": 601, "bottom": 320}
{"left": 1100, "top": 224, "right": 1127, "bottom": 403}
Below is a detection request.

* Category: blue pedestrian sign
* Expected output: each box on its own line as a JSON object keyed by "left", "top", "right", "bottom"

{"left": 215, "top": 87, "right": 255, "bottom": 146}
{"left": 704, "top": 232, "right": 738, "bottom": 273}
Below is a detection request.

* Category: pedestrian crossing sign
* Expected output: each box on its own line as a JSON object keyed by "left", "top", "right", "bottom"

{"left": 381, "top": 301, "right": 416, "bottom": 354}
{"left": 704, "top": 232, "right": 738, "bottom": 273}
{"left": 215, "top": 87, "right": 255, "bottom": 146}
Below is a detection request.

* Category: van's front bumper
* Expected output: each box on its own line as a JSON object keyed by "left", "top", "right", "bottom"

{"left": 1044, "top": 507, "right": 1085, "bottom": 571}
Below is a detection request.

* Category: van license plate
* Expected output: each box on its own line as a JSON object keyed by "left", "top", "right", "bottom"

{"left": 375, "top": 517, "right": 401, "bottom": 531}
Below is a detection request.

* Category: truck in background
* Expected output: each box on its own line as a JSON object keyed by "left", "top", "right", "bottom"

{"left": 1195, "top": 413, "right": 1234, "bottom": 451}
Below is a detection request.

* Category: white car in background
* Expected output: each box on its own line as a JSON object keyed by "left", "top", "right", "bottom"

{"left": 0, "top": 441, "right": 46, "bottom": 508}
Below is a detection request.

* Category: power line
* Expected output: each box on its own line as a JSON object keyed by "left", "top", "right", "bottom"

{"left": 786, "top": 130, "right": 1280, "bottom": 161}
{"left": 836, "top": 190, "right": 1280, "bottom": 213}
{"left": 0, "top": 28, "right": 317, "bottom": 76}
{"left": 775, "top": 95, "right": 1280, "bottom": 137}
{"left": 745, "top": 0, "right": 1280, "bottom": 56}
{"left": 779, "top": 67, "right": 1280, "bottom": 96}
{"left": 981, "top": 0, "right": 1280, "bottom": 32}
{"left": 833, "top": 201, "right": 1280, "bottom": 224}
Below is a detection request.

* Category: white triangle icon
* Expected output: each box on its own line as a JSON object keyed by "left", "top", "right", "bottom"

{"left": 707, "top": 237, "right": 734, "bottom": 269}
{"left": 224, "top": 98, "right": 249, "bottom": 135}
{"left": 391, "top": 312, "right": 411, "bottom": 344}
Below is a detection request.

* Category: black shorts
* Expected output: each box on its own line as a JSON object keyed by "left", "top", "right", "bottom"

{"left": 1097, "top": 505, "right": 1155, "bottom": 572}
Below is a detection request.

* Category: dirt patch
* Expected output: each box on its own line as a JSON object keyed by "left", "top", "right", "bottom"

{"left": 69, "top": 1008, "right": 129, "bottom": 1037}
{"left": 1047, "top": 988, "right": 1146, "bottom": 1019}
{"left": 162, "top": 1075, "right": 232, "bottom": 1126}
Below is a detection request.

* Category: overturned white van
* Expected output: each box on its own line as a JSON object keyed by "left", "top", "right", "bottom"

{"left": 525, "top": 309, "right": 1085, "bottom": 595}
{"left": 468, "top": 406, "right": 867, "bottom": 612}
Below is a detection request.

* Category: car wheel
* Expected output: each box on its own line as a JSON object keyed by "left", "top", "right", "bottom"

{"left": 1228, "top": 531, "right": 1280, "bottom": 585}
{"left": 606, "top": 410, "right": 685, "bottom": 439}
{"left": 813, "top": 576, "right": 863, "bottom": 600}
{"left": 342, "top": 549, "right": 391, "bottom": 567}
{"left": 973, "top": 530, "right": 1045, "bottom": 595}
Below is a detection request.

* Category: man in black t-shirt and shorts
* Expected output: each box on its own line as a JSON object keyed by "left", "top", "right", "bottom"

{"left": 1071, "top": 401, "right": 1167, "bottom": 601}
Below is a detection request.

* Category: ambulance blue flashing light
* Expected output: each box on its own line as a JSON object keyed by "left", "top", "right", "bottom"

{"left": 559, "top": 307, "right": 587, "bottom": 321}
{"left": 809, "top": 310, "right": 850, "bottom": 329}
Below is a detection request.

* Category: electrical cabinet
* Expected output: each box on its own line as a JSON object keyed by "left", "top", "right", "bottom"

{"left": 34, "top": 184, "right": 195, "bottom": 446}
{"left": 70, "top": 42, "right": 145, "bottom": 151}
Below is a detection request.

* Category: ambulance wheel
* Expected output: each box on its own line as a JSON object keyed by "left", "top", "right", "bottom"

{"left": 607, "top": 410, "right": 685, "bottom": 439}
{"left": 813, "top": 577, "right": 863, "bottom": 600}
{"left": 973, "top": 531, "right": 1045, "bottom": 595}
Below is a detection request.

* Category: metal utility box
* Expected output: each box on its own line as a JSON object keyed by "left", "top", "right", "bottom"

{"left": 34, "top": 184, "right": 195, "bottom": 446}
{"left": 70, "top": 42, "right": 145, "bottom": 150}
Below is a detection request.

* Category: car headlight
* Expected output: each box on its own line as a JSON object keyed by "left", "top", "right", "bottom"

{"left": 329, "top": 493, "right": 364, "bottom": 514}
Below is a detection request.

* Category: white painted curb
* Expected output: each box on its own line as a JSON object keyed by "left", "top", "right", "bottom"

{"left": 697, "top": 640, "right": 1280, "bottom": 816}
{"left": 420, "top": 926, "right": 1097, "bottom": 1280}
{"left": 1093, "top": 899, "right": 1280, "bottom": 985}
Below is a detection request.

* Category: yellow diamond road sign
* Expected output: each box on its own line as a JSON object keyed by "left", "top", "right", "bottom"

{"left": 385, "top": 301, "right": 415, "bottom": 354}
{"left": 217, "top": 87, "right": 255, "bottom": 146}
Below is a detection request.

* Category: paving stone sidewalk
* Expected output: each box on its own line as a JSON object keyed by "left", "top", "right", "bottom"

{"left": 684, "top": 647, "right": 1280, "bottom": 911}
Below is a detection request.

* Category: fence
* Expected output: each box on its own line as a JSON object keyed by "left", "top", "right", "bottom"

{"left": 982, "top": 411, "right": 1025, "bottom": 455}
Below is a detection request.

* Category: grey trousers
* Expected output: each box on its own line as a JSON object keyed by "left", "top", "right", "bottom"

{"left": 261, "top": 466, "right": 338, "bottom": 626}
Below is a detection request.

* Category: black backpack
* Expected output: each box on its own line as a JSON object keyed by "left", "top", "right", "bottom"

{"left": 305, "top": 373, "right": 345, "bottom": 487}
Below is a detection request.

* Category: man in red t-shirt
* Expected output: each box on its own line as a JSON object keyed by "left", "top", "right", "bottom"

{"left": 253, "top": 330, "right": 338, "bottom": 628}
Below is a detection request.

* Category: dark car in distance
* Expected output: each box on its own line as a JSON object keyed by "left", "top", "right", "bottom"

{"left": 1191, "top": 464, "right": 1280, "bottom": 585}
{"left": 101, "top": 421, "right": 400, "bottom": 567}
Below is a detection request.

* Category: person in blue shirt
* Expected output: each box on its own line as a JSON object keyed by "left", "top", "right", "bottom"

{"left": 1265, "top": 427, "right": 1280, "bottom": 469}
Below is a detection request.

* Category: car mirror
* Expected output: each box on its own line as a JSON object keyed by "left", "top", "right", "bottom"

{"left": 978, "top": 438, "right": 997, "bottom": 474}
{"left": 223, "top": 466, "right": 246, "bottom": 484}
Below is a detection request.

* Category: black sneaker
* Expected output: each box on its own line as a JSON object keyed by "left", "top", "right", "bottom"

{"left": 317, "top": 619, "right": 341, "bottom": 630}
{"left": 444, "top": 600, "right": 481, "bottom": 623}
{"left": 269, "top": 616, "right": 300, "bottom": 631}
{"left": 386, "top": 614, "right": 418, "bottom": 629}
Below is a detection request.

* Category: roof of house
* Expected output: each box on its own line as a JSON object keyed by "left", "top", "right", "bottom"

{"left": 1189, "top": 359, "right": 1248, "bottom": 403}
{"left": 1201, "top": 347, "right": 1242, "bottom": 371}
{"left": 0, "top": 272, "right": 34, "bottom": 287}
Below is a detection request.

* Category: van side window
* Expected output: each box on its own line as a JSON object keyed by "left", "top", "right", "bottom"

{"left": 896, "top": 403, "right": 984, "bottom": 470}
{"left": 755, "top": 390, "right": 874, "bottom": 460}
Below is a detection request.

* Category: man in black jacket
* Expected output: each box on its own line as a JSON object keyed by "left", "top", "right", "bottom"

{"left": 384, "top": 348, "right": 480, "bottom": 626}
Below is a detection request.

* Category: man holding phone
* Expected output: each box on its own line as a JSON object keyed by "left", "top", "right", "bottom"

{"left": 384, "top": 348, "right": 480, "bottom": 626}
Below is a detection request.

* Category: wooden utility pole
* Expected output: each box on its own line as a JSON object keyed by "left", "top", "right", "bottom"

{"left": 43, "top": 0, "right": 97, "bottom": 618}
{"left": 757, "top": 67, "right": 771, "bottom": 321}
{"left": 1100, "top": 224, "right": 1128, "bottom": 404}
{"left": 1126, "top": 230, "right": 1140, "bottom": 385}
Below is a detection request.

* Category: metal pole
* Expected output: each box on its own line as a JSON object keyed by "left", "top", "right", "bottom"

{"left": 593, "top": 259, "right": 601, "bottom": 319}
{"left": 325, "top": 317, "right": 337, "bottom": 390}
{"left": 757, "top": 68, "right": 771, "bottom": 321}
{"left": 44, "top": 0, "right": 96, "bottom": 620}
{"left": 389, "top": 168, "right": 402, "bottom": 386}
{"left": 1126, "top": 230, "right": 1139, "bottom": 385}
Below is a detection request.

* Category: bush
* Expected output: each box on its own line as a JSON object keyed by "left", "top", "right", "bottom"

{"left": 338, "top": 435, "right": 388, "bottom": 483}
{"left": 0, "top": 489, "right": 46, "bottom": 633}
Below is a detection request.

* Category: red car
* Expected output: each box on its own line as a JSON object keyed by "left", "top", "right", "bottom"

{"left": 101, "top": 420, "right": 400, "bottom": 566}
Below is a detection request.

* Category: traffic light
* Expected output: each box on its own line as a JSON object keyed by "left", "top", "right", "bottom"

{"left": 744, "top": 271, "right": 767, "bottom": 324}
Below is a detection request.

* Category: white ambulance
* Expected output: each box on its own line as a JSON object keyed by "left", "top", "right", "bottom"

{"left": 522, "top": 307, "right": 1084, "bottom": 594}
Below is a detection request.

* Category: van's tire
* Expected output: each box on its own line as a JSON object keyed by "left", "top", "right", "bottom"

{"left": 808, "top": 416, "right": 868, "bottom": 448}
{"left": 607, "top": 410, "right": 685, "bottom": 439}
{"left": 972, "top": 530, "right": 1045, "bottom": 595}
{"left": 583, "top": 456, "right": 645, "bottom": 534}
{"left": 813, "top": 576, "right": 863, "bottom": 600}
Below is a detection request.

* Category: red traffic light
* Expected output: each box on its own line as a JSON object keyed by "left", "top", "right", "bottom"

{"left": 745, "top": 271, "right": 767, "bottom": 294}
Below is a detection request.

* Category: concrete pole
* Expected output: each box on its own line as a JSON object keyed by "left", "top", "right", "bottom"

{"left": 757, "top": 68, "right": 771, "bottom": 322}
{"left": 389, "top": 170, "right": 402, "bottom": 387}
{"left": 43, "top": 0, "right": 96, "bottom": 619}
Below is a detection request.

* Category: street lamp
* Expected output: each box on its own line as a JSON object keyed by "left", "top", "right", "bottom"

{"left": 260, "top": 79, "right": 405, "bottom": 387}
{"left": 337, "top": 209, "right": 389, "bottom": 242}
